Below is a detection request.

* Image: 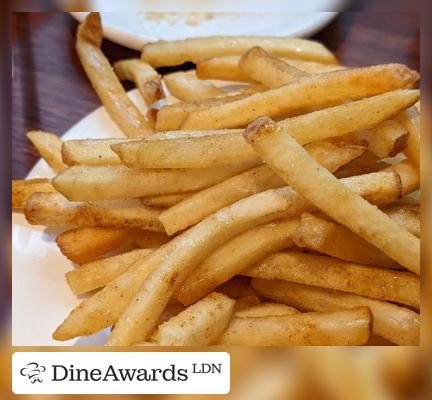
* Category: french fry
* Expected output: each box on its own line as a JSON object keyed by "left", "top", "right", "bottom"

{"left": 160, "top": 139, "right": 366, "bottom": 234}
{"left": 245, "top": 251, "right": 420, "bottom": 308}
{"left": 383, "top": 204, "right": 420, "bottom": 237}
{"left": 153, "top": 292, "right": 235, "bottom": 346}
{"left": 217, "top": 307, "right": 372, "bottom": 346}
{"left": 244, "top": 117, "right": 420, "bottom": 274}
{"left": 252, "top": 279, "right": 420, "bottom": 345}
{"left": 132, "top": 230, "right": 170, "bottom": 248}
{"left": 155, "top": 95, "right": 248, "bottom": 131}
{"left": 56, "top": 227, "right": 138, "bottom": 264}
{"left": 62, "top": 139, "right": 127, "bottom": 166}
{"left": 234, "top": 303, "right": 299, "bottom": 318}
{"left": 76, "top": 13, "right": 153, "bottom": 137}
{"left": 113, "top": 58, "right": 164, "bottom": 105}
{"left": 12, "top": 179, "right": 56, "bottom": 209}
{"left": 112, "top": 131, "right": 261, "bottom": 168}
{"left": 293, "top": 213, "right": 398, "bottom": 268}
{"left": 350, "top": 120, "right": 408, "bottom": 158}
{"left": 163, "top": 71, "right": 224, "bottom": 101}
{"left": 142, "top": 36, "right": 338, "bottom": 67}
{"left": 53, "top": 162, "right": 256, "bottom": 201}
{"left": 26, "top": 131, "right": 67, "bottom": 173}
{"left": 66, "top": 248, "right": 155, "bottom": 295}
{"left": 196, "top": 55, "right": 345, "bottom": 82}
{"left": 182, "top": 65, "right": 419, "bottom": 129}
{"left": 176, "top": 218, "right": 299, "bottom": 306}
{"left": 141, "top": 192, "right": 195, "bottom": 208}
{"left": 239, "top": 46, "right": 308, "bottom": 88}
{"left": 25, "top": 192, "right": 164, "bottom": 231}
{"left": 397, "top": 106, "right": 420, "bottom": 168}
{"left": 54, "top": 162, "right": 413, "bottom": 341}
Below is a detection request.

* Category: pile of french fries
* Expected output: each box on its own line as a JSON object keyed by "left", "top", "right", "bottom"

{"left": 12, "top": 12, "right": 420, "bottom": 346}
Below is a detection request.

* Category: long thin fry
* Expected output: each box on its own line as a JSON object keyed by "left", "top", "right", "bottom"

{"left": 76, "top": 13, "right": 153, "bottom": 137}
{"left": 113, "top": 58, "right": 164, "bottom": 106}
{"left": 252, "top": 279, "right": 420, "bottom": 345}
{"left": 234, "top": 303, "right": 299, "bottom": 318}
{"left": 26, "top": 131, "right": 67, "bottom": 173}
{"left": 217, "top": 307, "right": 372, "bottom": 346}
{"left": 244, "top": 117, "right": 420, "bottom": 273}
{"left": 56, "top": 227, "right": 139, "bottom": 264}
{"left": 196, "top": 55, "right": 345, "bottom": 82}
{"left": 25, "top": 192, "right": 164, "bottom": 231}
{"left": 141, "top": 192, "right": 195, "bottom": 208}
{"left": 53, "top": 162, "right": 256, "bottom": 201}
{"left": 245, "top": 251, "right": 420, "bottom": 308}
{"left": 142, "top": 36, "right": 338, "bottom": 67}
{"left": 182, "top": 65, "right": 419, "bottom": 129}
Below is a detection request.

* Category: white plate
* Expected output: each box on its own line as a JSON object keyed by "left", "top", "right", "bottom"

{"left": 70, "top": 12, "right": 339, "bottom": 51}
{"left": 12, "top": 90, "right": 147, "bottom": 346}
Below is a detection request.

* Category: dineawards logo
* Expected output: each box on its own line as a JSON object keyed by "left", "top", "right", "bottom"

{"left": 12, "top": 352, "right": 230, "bottom": 395}
{"left": 20, "top": 362, "right": 47, "bottom": 384}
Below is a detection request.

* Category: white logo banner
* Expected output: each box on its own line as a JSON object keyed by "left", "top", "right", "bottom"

{"left": 13, "top": 352, "right": 230, "bottom": 394}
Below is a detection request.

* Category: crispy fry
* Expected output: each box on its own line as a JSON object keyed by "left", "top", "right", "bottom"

{"left": 182, "top": 66, "right": 419, "bottom": 129}
{"left": 244, "top": 118, "right": 420, "bottom": 273}
{"left": 163, "top": 71, "right": 224, "bottom": 101}
{"left": 245, "top": 251, "right": 420, "bottom": 308}
{"left": 350, "top": 120, "right": 408, "bottom": 158}
{"left": 62, "top": 138, "right": 127, "bottom": 166}
{"left": 66, "top": 248, "right": 155, "bottom": 295}
{"left": 56, "top": 227, "right": 138, "bottom": 264}
{"left": 176, "top": 218, "right": 298, "bottom": 305}
{"left": 112, "top": 131, "right": 261, "bottom": 168}
{"left": 26, "top": 131, "right": 67, "bottom": 173}
{"left": 252, "top": 279, "right": 420, "bottom": 345}
{"left": 76, "top": 13, "right": 153, "bottom": 137}
{"left": 154, "top": 292, "right": 235, "bottom": 346}
{"left": 154, "top": 94, "right": 248, "bottom": 131}
{"left": 113, "top": 58, "right": 164, "bottom": 105}
{"left": 217, "top": 307, "right": 372, "bottom": 346}
{"left": 53, "top": 162, "right": 256, "bottom": 201}
{"left": 25, "top": 192, "right": 164, "bottom": 231}
{"left": 293, "top": 213, "right": 398, "bottom": 268}
{"left": 160, "top": 139, "right": 366, "bottom": 234}
{"left": 53, "top": 162, "right": 413, "bottom": 341}
{"left": 397, "top": 106, "right": 420, "bottom": 168}
{"left": 142, "top": 36, "right": 337, "bottom": 67}
{"left": 234, "top": 302, "right": 299, "bottom": 318}
{"left": 239, "top": 46, "right": 308, "bottom": 88}
{"left": 12, "top": 179, "right": 56, "bottom": 209}
{"left": 196, "top": 55, "right": 345, "bottom": 82}
{"left": 141, "top": 192, "right": 195, "bottom": 208}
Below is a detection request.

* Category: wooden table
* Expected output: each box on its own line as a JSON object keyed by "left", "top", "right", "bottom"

{"left": 12, "top": 12, "right": 419, "bottom": 179}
